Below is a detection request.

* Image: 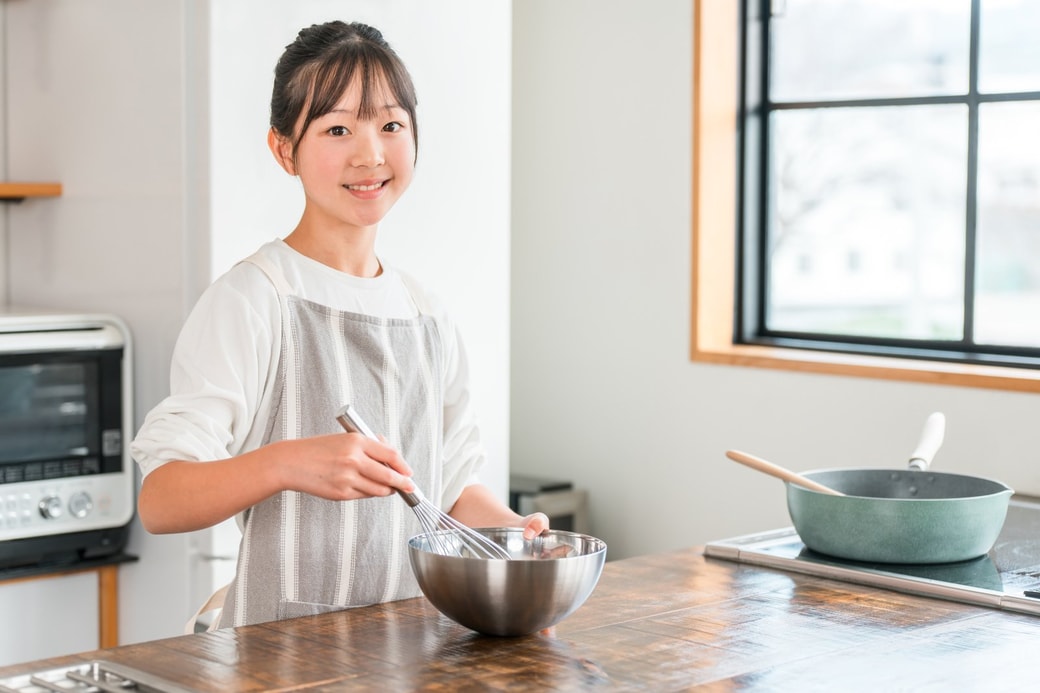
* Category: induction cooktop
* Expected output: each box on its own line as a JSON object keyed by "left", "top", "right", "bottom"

{"left": 704, "top": 495, "right": 1040, "bottom": 616}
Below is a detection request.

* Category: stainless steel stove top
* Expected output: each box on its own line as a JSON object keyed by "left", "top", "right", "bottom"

{"left": 0, "top": 660, "right": 191, "bottom": 693}
{"left": 705, "top": 495, "right": 1040, "bottom": 617}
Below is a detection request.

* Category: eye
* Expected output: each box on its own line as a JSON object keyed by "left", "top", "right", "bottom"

{"left": 327, "top": 125, "right": 350, "bottom": 136}
{"left": 383, "top": 121, "right": 405, "bottom": 133}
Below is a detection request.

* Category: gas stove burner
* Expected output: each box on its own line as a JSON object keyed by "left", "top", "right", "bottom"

{"left": 0, "top": 660, "right": 192, "bottom": 693}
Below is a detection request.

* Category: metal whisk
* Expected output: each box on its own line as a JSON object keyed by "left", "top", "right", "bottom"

{"left": 336, "top": 404, "right": 512, "bottom": 560}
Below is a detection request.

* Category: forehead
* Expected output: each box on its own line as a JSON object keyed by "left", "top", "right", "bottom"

{"left": 324, "top": 75, "right": 403, "bottom": 115}
{"left": 309, "top": 63, "right": 402, "bottom": 117}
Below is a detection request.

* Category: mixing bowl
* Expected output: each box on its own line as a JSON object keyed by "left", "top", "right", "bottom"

{"left": 408, "top": 527, "right": 607, "bottom": 636}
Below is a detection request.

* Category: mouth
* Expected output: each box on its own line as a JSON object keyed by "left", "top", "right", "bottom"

{"left": 345, "top": 180, "right": 387, "bottom": 192}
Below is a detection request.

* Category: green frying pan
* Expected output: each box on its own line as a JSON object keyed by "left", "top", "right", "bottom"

{"left": 728, "top": 413, "right": 1014, "bottom": 564}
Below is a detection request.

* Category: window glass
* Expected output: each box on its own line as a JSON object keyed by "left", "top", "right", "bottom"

{"left": 770, "top": 0, "right": 970, "bottom": 102}
{"left": 975, "top": 100, "right": 1040, "bottom": 347}
{"left": 979, "top": 0, "right": 1040, "bottom": 93}
{"left": 766, "top": 105, "right": 966, "bottom": 339}
{"left": 743, "top": 0, "right": 1040, "bottom": 366}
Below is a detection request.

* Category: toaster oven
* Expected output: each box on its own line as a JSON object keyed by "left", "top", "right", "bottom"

{"left": 0, "top": 309, "right": 134, "bottom": 568}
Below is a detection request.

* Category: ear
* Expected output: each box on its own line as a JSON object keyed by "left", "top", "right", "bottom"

{"left": 268, "top": 128, "right": 297, "bottom": 175}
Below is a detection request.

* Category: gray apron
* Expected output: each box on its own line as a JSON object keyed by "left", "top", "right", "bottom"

{"left": 216, "top": 253, "right": 443, "bottom": 628}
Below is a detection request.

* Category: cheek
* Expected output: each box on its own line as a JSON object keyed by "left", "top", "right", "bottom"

{"left": 297, "top": 150, "right": 341, "bottom": 179}
{"left": 392, "top": 144, "right": 417, "bottom": 179}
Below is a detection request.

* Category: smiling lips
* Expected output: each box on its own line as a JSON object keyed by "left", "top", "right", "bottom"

{"left": 346, "top": 181, "right": 385, "bottom": 192}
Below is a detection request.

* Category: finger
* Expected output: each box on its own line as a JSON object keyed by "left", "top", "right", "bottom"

{"left": 350, "top": 477, "right": 398, "bottom": 499}
{"left": 361, "top": 437, "right": 414, "bottom": 477}
{"left": 364, "top": 457, "right": 415, "bottom": 494}
{"left": 522, "top": 512, "right": 550, "bottom": 540}
{"left": 344, "top": 466, "right": 414, "bottom": 498}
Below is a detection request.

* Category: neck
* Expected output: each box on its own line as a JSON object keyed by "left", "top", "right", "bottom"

{"left": 284, "top": 223, "right": 381, "bottom": 277}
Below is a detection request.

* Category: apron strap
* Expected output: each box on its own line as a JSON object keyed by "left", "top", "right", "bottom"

{"left": 182, "top": 582, "right": 230, "bottom": 634}
{"left": 397, "top": 269, "right": 433, "bottom": 315}
{"left": 241, "top": 252, "right": 293, "bottom": 297}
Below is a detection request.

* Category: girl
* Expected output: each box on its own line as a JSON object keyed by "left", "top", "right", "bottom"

{"left": 131, "top": 20, "right": 547, "bottom": 629}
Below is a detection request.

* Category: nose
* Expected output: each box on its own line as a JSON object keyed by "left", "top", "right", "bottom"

{"left": 350, "top": 128, "right": 385, "bottom": 168}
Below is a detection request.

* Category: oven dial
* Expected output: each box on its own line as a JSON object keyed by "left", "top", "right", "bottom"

{"left": 69, "top": 491, "right": 94, "bottom": 519}
{"left": 39, "top": 495, "right": 63, "bottom": 520}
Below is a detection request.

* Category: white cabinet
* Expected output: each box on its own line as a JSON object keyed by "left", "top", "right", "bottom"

{"left": 0, "top": 571, "right": 97, "bottom": 666}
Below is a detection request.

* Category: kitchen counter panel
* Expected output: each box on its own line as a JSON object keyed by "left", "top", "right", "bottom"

{"left": 2, "top": 547, "right": 1039, "bottom": 690}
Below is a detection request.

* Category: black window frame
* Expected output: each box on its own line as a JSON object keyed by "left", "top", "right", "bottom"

{"left": 736, "top": 0, "right": 1040, "bottom": 371}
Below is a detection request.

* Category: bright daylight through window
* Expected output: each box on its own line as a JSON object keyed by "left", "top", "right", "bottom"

{"left": 738, "top": 0, "right": 1040, "bottom": 367}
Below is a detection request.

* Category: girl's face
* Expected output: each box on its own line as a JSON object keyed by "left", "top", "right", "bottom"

{"left": 272, "top": 76, "right": 416, "bottom": 233}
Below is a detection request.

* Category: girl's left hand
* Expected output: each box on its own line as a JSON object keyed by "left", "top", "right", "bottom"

{"left": 521, "top": 512, "right": 550, "bottom": 541}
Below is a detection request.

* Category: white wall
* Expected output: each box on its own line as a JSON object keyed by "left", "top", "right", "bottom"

{"left": 1, "top": 0, "right": 511, "bottom": 651}
{"left": 3, "top": 0, "right": 198, "bottom": 652}
{"left": 510, "top": 0, "right": 1040, "bottom": 560}
{"left": 0, "top": 5, "right": 7, "bottom": 305}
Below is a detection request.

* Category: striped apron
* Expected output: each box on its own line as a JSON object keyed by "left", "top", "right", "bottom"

{"left": 216, "top": 254, "right": 443, "bottom": 628}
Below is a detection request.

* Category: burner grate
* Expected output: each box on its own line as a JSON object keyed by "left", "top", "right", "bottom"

{"left": 0, "top": 660, "right": 192, "bottom": 693}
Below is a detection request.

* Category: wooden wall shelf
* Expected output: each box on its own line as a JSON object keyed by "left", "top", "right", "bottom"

{"left": 0, "top": 182, "right": 63, "bottom": 201}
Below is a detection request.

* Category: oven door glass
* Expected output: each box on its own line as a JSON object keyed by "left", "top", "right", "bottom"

{"left": 0, "top": 360, "right": 100, "bottom": 468}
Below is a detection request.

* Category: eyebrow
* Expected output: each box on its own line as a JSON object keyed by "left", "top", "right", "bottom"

{"left": 325, "top": 104, "right": 404, "bottom": 116}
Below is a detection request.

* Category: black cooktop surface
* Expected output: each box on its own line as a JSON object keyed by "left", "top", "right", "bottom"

{"left": 705, "top": 496, "right": 1040, "bottom": 615}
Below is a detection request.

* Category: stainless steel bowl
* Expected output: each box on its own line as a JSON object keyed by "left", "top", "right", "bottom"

{"left": 408, "top": 527, "right": 607, "bottom": 636}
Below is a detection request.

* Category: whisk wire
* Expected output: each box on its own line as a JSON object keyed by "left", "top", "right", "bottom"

{"left": 336, "top": 405, "right": 512, "bottom": 560}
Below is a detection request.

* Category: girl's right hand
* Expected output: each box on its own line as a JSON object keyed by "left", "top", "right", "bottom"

{"left": 276, "top": 433, "right": 415, "bottom": 501}
{"left": 137, "top": 432, "right": 416, "bottom": 535}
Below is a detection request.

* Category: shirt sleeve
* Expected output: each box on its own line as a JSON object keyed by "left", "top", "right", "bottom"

{"left": 130, "top": 263, "right": 280, "bottom": 478}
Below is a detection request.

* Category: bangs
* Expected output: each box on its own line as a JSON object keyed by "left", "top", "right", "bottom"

{"left": 293, "top": 42, "right": 418, "bottom": 144}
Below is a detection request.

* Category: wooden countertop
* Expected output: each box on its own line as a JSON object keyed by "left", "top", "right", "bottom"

{"left": 3, "top": 547, "right": 1039, "bottom": 690}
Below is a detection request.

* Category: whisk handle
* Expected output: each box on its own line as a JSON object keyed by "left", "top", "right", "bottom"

{"left": 397, "top": 489, "right": 424, "bottom": 507}
{"left": 336, "top": 404, "right": 380, "bottom": 439}
{"left": 336, "top": 405, "right": 423, "bottom": 508}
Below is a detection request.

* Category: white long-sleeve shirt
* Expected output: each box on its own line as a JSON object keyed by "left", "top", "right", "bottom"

{"left": 130, "top": 239, "right": 484, "bottom": 510}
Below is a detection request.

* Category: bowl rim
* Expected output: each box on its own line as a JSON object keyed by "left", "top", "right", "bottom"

{"left": 407, "top": 526, "right": 608, "bottom": 559}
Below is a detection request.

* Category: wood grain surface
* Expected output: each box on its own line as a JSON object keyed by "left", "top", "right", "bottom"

{"left": 2, "top": 547, "right": 1038, "bottom": 690}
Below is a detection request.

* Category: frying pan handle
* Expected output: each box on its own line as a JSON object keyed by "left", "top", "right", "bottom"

{"left": 908, "top": 412, "right": 946, "bottom": 471}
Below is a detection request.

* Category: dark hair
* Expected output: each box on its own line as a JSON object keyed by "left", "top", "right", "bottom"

{"left": 270, "top": 21, "right": 418, "bottom": 163}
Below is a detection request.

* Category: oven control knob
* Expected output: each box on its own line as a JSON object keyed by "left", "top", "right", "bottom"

{"left": 68, "top": 491, "right": 94, "bottom": 519}
{"left": 39, "top": 495, "right": 63, "bottom": 520}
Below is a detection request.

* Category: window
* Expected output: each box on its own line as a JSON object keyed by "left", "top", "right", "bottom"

{"left": 692, "top": 0, "right": 1040, "bottom": 393}
{"left": 746, "top": 0, "right": 1040, "bottom": 364}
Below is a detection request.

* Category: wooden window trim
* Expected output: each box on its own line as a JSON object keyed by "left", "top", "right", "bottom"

{"left": 690, "top": 0, "right": 1040, "bottom": 394}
